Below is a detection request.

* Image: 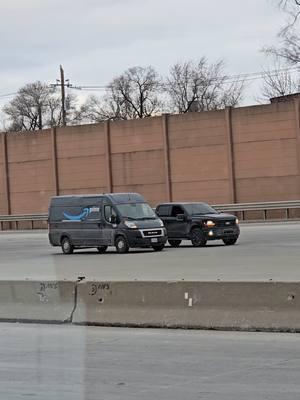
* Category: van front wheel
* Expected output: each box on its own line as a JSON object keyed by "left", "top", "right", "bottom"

{"left": 115, "top": 236, "right": 129, "bottom": 254}
{"left": 61, "top": 237, "right": 74, "bottom": 255}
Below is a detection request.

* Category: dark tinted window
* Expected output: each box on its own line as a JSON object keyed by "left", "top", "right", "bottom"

{"left": 183, "top": 203, "right": 217, "bottom": 215}
{"left": 171, "top": 205, "right": 185, "bottom": 217}
{"left": 157, "top": 205, "right": 171, "bottom": 217}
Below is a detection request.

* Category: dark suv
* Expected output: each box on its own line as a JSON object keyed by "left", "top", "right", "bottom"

{"left": 156, "top": 202, "right": 240, "bottom": 247}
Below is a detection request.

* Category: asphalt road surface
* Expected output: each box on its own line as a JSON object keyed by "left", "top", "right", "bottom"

{"left": 1, "top": 323, "right": 300, "bottom": 400}
{"left": 0, "top": 222, "right": 299, "bottom": 281}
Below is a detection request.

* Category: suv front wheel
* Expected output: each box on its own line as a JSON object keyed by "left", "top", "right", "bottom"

{"left": 190, "top": 228, "right": 207, "bottom": 247}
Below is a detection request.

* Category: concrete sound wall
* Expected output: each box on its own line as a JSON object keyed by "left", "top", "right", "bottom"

{"left": 1, "top": 99, "right": 300, "bottom": 214}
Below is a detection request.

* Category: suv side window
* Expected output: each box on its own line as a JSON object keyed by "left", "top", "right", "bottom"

{"left": 171, "top": 205, "right": 185, "bottom": 217}
{"left": 104, "top": 205, "right": 117, "bottom": 223}
{"left": 157, "top": 205, "right": 171, "bottom": 217}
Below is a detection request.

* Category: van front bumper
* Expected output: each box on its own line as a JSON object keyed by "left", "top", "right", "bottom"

{"left": 126, "top": 228, "right": 167, "bottom": 248}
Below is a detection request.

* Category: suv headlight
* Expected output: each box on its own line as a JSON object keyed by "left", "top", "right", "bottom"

{"left": 124, "top": 221, "right": 138, "bottom": 229}
{"left": 235, "top": 218, "right": 239, "bottom": 225}
{"left": 205, "top": 220, "right": 215, "bottom": 227}
{"left": 158, "top": 219, "right": 164, "bottom": 227}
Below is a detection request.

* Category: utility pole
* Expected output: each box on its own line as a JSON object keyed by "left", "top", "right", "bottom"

{"left": 60, "top": 65, "right": 66, "bottom": 126}
{"left": 50, "top": 65, "right": 70, "bottom": 127}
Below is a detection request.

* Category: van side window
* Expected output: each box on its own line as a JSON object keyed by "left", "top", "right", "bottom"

{"left": 157, "top": 205, "right": 171, "bottom": 217}
{"left": 86, "top": 206, "right": 101, "bottom": 221}
{"left": 104, "top": 205, "right": 117, "bottom": 223}
{"left": 171, "top": 205, "right": 185, "bottom": 217}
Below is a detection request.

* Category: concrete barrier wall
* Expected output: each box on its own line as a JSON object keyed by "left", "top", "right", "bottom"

{"left": 0, "top": 281, "right": 75, "bottom": 323}
{"left": 73, "top": 281, "right": 300, "bottom": 331}
{"left": 0, "top": 280, "right": 299, "bottom": 331}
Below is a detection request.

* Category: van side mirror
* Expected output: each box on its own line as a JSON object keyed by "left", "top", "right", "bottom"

{"left": 176, "top": 214, "right": 186, "bottom": 221}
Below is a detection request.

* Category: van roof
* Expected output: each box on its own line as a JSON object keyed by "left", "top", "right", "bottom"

{"left": 50, "top": 192, "right": 146, "bottom": 205}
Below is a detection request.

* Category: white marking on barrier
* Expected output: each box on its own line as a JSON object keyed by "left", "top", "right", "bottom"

{"left": 188, "top": 298, "right": 193, "bottom": 307}
{"left": 184, "top": 292, "right": 189, "bottom": 300}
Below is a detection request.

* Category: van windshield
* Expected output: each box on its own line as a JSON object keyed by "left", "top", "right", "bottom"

{"left": 116, "top": 203, "right": 156, "bottom": 220}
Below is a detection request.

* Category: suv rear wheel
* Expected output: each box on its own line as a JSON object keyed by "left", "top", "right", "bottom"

{"left": 190, "top": 228, "right": 207, "bottom": 247}
{"left": 152, "top": 244, "right": 165, "bottom": 252}
{"left": 168, "top": 239, "right": 182, "bottom": 247}
{"left": 61, "top": 237, "right": 74, "bottom": 255}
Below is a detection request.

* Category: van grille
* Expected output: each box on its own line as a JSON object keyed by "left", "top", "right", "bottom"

{"left": 142, "top": 229, "right": 163, "bottom": 237}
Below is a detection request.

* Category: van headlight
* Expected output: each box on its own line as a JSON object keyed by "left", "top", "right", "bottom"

{"left": 235, "top": 218, "right": 239, "bottom": 225}
{"left": 124, "top": 221, "right": 138, "bottom": 229}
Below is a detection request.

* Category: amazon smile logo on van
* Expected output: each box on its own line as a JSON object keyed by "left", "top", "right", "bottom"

{"left": 63, "top": 207, "right": 91, "bottom": 221}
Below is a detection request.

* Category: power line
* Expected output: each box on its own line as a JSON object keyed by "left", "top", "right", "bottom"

{"left": 1, "top": 65, "right": 299, "bottom": 99}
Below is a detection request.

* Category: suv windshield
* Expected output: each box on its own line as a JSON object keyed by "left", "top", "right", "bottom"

{"left": 116, "top": 203, "right": 156, "bottom": 220}
{"left": 183, "top": 203, "right": 218, "bottom": 215}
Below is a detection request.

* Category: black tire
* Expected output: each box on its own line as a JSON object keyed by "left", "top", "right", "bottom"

{"left": 223, "top": 238, "right": 238, "bottom": 246}
{"left": 115, "top": 236, "right": 129, "bottom": 254}
{"left": 61, "top": 236, "right": 74, "bottom": 255}
{"left": 190, "top": 228, "right": 207, "bottom": 247}
{"left": 168, "top": 239, "right": 182, "bottom": 247}
{"left": 152, "top": 244, "right": 165, "bottom": 252}
{"left": 97, "top": 246, "right": 108, "bottom": 253}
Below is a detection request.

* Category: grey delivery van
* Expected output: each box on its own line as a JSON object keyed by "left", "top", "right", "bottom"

{"left": 48, "top": 193, "right": 167, "bottom": 254}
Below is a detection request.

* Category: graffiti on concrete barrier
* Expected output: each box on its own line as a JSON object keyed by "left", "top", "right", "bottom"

{"left": 37, "top": 282, "right": 58, "bottom": 303}
{"left": 89, "top": 283, "right": 110, "bottom": 296}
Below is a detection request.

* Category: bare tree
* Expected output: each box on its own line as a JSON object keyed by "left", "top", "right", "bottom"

{"left": 98, "top": 66, "right": 162, "bottom": 120}
{"left": 259, "top": 60, "right": 300, "bottom": 101}
{"left": 165, "top": 58, "right": 244, "bottom": 113}
{"left": 263, "top": 0, "right": 300, "bottom": 64}
{"left": 3, "top": 82, "right": 80, "bottom": 131}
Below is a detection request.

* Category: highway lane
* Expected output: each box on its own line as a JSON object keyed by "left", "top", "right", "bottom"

{"left": 0, "top": 222, "right": 299, "bottom": 281}
{"left": 1, "top": 323, "right": 300, "bottom": 400}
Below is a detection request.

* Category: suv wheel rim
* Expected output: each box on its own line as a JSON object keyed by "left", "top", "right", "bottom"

{"left": 118, "top": 240, "right": 124, "bottom": 249}
{"left": 63, "top": 240, "right": 70, "bottom": 251}
{"left": 192, "top": 230, "right": 201, "bottom": 243}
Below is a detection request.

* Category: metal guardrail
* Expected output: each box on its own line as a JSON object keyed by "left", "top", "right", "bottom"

{"left": 0, "top": 200, "right": 300, "bottom": 230}
{"left": 213, "top": 200, "right": 300, "bottom": 221}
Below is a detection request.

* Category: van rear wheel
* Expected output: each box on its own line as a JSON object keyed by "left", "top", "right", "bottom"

{"left": 97, "top": 246, "right": 108, "bottom": 253}
{"left": 61, "top": 237, "right": 74, "bottom": 255}
{"left": 115, "top": 236, "right": 129, "bottom": 254}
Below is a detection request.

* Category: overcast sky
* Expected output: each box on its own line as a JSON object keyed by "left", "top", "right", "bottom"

{"left": 0, "top": 0, "right": 286, "bottom": 109}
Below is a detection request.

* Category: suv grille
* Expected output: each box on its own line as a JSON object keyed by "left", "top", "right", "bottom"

{"left": 216, "top": 220, "right": 235, "bottom": 227}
